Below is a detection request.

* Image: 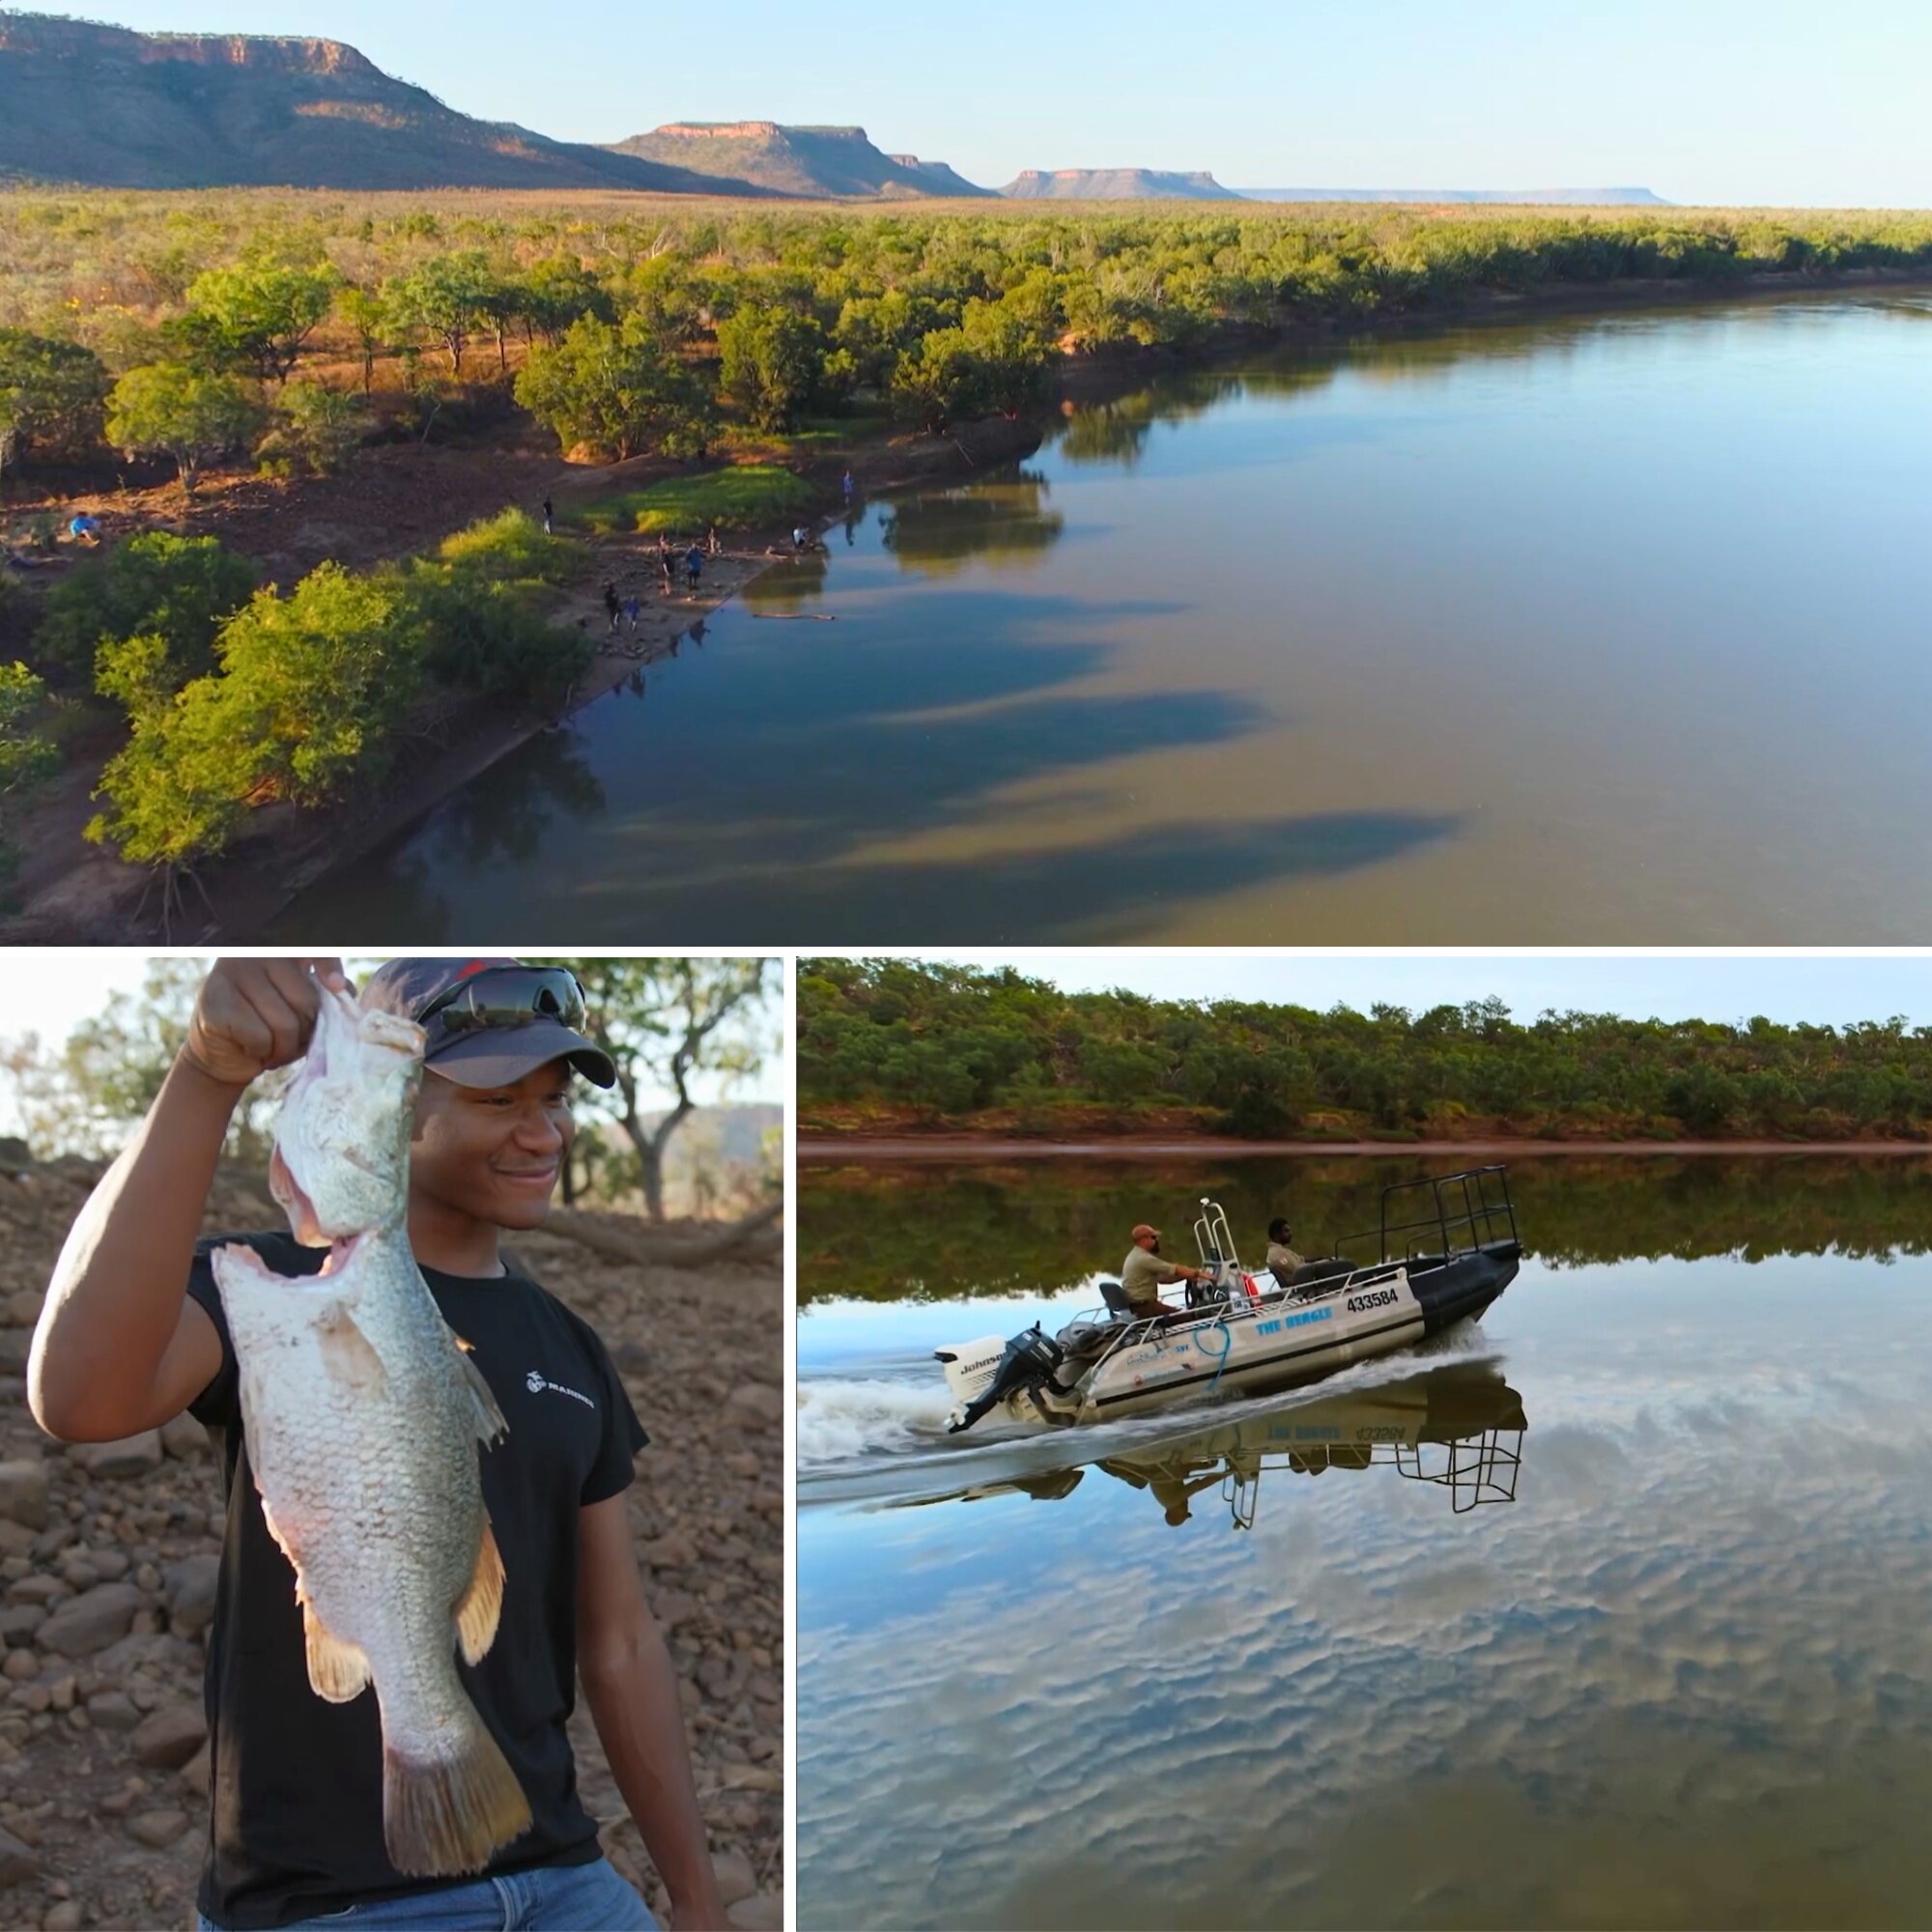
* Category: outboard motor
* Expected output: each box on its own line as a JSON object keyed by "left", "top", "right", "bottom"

{"left": 943, "top": 1324, "right": 1065, "bottom": 1434}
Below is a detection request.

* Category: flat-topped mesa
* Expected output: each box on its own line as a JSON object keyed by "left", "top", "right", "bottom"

{"left": 0, "top": 14, "right": 377, "bottom": 74}
{"left": 1003, "top": 166, "right": 1241, "bottom": 200}
{"left": 608, "top": 121, "right": 991, "bottom": 197}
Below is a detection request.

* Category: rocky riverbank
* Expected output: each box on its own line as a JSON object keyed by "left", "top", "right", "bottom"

{"left": 0, "top": 1155, "right": 782, "bottom": 1930}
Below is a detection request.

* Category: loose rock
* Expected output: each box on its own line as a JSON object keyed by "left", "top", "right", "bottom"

{"left": 126, "top": 1806, "right": 188, "bottom": 1849}
{"left": 69, "top": 1434, "right": 162, "bottom": 1480}
{"left": 0, "top": 1463, "right": 47, "bottom": 1532}
{"left": 37, "top": 1583, "right": 141, "bottom": 1660}
{"left": 161, "top": 1554, "right": 220, "bottom": 1637}
{"left": 130, "top": 1704, "right": 205, "bottom": 1771}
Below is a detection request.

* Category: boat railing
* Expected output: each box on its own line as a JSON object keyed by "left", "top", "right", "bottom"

{"left": 1192, "top": 1197, "right": 1241, "bottom": 1273}
{"left": 1335, "top": 1166, "right": 1519, "bottom": 1269}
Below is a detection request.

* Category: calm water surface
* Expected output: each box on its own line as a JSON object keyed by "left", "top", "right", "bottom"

{"left": 796, "top": 1156, "right": 1932, "bottom": 1928}
{"left": 278, "top": 290, "right": 1932, "bottom": 943}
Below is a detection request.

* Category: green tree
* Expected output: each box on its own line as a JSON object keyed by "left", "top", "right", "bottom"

{"left": 36, "top": 531, "right": 256, "bottom": 697}
{"left": 519, "top": 259, "right": 614, "bottom": 344}
{"left": 513, "top": 315, "right": 710, "bottom": 460}
{"left": 891, "top": 327, "right": 983, "bottom": 432}
{"left": 87, "top": 562, "right": 428, "bottom": 873}
{"left": 105, "top": 363, "right": 263, "bottom": 494}
{"left": 0, "top": 330, "right": 108, "bottom": 486}
{"left": 173, "top": 263, "right": 339, "bottom": 386}
{"left": 335, "top": 285, "right": 391, "bottom": 395}
{"left": 541, "top": 957, "right": 777, "bottom": 1220}
{"left": 385, "top": 252, "right": 500, "bottom": 376}
{"left": 717, "top": 303, "right": 832, "bottom": 433}
{"left": 0, "top": 661, "right": 59, "bottom": 896}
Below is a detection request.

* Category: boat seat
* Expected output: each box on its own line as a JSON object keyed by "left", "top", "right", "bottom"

{"left": 1284, "top": 1257, "right": 1355, "bottom": 1298}
{"left": 1098, "top": 1279, "right": 1134, "bottom": 1318}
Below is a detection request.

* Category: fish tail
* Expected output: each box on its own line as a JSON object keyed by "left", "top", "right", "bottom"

{"left": 382, "top": 1714, "right": 531, "bottom": 1877}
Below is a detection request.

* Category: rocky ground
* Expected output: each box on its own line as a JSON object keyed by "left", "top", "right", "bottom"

{"left": 0, "top": 1155, "right": 783, "bottom": 1931}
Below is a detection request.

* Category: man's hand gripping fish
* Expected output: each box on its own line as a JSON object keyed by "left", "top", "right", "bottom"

{"left": 210, "top": 981, "right": 533, "bottom": 1876}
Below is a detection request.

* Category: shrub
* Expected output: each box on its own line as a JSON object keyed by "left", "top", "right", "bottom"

{"left": 87, "top": 561, "right": 428, "bottom": 868}
{"left": 36, "top": 531, "right": 256, "bottom": 701}
{"left": 38, "top": 538, "right": 242, "bottom": 688}
{"left": 259, "top": 382, "right": 371, "bottom": 476}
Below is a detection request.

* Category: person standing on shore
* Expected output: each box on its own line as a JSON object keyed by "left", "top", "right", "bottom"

{"left": 658, "top": 538, "right": 675, "bottom": 594}
{"left": 707, "top": 526, "right": 721, "bottom": 557}
{"left": 603, "top": 582, "right": 622, "bottom": 636}
{"left": 26, "top": 957, "right": 727, "bottom": 1932}
{"left": 684, "top": 544, "right": 703, "bottom": 593}
{"left": 840, "top": 470, "right": 854, "bottom": 507}
{"left": 542, "top": 496, "right": 554, "bottom": 536}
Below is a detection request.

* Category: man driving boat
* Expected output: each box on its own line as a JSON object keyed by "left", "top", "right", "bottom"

{"left": 1120, "top": 1223, "right": 1204, "bottom": 1320}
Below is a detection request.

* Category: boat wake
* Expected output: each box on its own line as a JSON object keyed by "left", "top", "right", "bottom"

{"left": 799, "top": 1327, "right": 1503, "bottom": 1506}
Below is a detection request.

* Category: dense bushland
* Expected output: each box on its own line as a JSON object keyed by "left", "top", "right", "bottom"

{"left": 799, "top": 957, "right": 1932, "bottom": 1141}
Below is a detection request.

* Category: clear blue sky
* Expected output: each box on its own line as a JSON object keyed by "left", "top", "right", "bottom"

{"left": 933, "top": 953, "right": 1932, "bottom": 1030}
{"left": 73, "top": 0, "right": 1932, "bottom": 205}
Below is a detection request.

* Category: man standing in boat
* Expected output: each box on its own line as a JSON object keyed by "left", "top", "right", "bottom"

{"left": 1120, "top": 1223, "right": 1204, "bottom": 1321}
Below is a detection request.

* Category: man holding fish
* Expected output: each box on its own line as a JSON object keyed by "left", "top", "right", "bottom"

{"left": 26, "top": 957, "right": 727, "bottom": 1932}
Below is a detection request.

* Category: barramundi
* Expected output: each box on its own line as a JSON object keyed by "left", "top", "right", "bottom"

{"left": 210, "top": 980, "right": 531, "bottom": 1876}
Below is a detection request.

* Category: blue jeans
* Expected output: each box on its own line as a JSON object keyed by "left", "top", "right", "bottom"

{"left": 197, "top": 1858, "right": 659, "bottom": 1930}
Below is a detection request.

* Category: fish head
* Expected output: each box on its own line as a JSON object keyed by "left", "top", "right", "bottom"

{"left": 271, "top": 980, "right": 425, "bottom": 1245}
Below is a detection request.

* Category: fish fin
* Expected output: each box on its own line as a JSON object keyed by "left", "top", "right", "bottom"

{"left": 302, "top": 1597, "right": 372, "bottom": 1703}
{"left": 457, "top": 1348, "right": 508, "bottom": 1446}
{"left": 451, "top": 1332, "right": 475, "bottom": 1353}
{"left": 454, "top": 1519, "right": 505, "bottom": 1666}
{"left": 382, "top": 1715, "right": 531, "bottom": 1877}
{"left": 316, "top": 1302, "right": 388, "bottom": 1397}
{"left": 257, "top": 1493, "right": 299, "bottom": 1575}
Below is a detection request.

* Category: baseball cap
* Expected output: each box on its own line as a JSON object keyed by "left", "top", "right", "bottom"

{"left": 359, "top": 958, "right": 617, "bottom": 1090}
{"left": 1131, "top": 1223, "right": 1160, "bottom": 1241}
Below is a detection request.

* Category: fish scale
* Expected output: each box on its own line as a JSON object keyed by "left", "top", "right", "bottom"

{"left": 212, "top": 980, "right": 531, "bottom": 1877}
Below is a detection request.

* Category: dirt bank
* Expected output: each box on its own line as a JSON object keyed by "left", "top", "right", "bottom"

{"left": 2, "top": 414, "right": 1038, "bottom": 943}
{"left": 801, "top": 1135, "right": 1932, "bottom": 1160}
{"left": 0, "top": 1156, "right": 782, "bottom": 1931}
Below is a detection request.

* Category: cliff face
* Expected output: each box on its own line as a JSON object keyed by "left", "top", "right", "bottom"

{"left": 608, "top": 122, "right": 991, "bottom": 198}
{"left": 1002, "top": 168, "right": 1241, "bottom": 200}
{"left": 0, "top": 13, "right": 762, "bottom": 192}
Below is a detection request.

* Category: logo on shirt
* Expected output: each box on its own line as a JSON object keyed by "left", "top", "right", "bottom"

{"left": 525, "top": 1369, "right": 595, "bottom": 1409}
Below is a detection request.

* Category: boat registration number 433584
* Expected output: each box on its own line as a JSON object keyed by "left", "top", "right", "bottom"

{"left": 1345, "top": 1288, "right": 1401, "bottom": 1314}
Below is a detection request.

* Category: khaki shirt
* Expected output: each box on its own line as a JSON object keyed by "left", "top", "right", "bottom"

{"left": 1121, "top": 1246, "right": 1185, "bottom": 1306}
{"left": 1266, "top": 1241, "right": 1305, "bottom": 1277}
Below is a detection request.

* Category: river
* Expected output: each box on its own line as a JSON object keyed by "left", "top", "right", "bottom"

{"left": 795, "top": 1152, "right": 1932, "bottom": 1928}
{"left": 274, "top": 288, "right": 1932, "bottom": 943}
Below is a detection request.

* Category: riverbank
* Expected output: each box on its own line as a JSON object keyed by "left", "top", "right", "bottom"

{"left": 1, "top": 414, "right": 1040, "bottom": 941}
{"left": 10, "top": 263, "right": 1927, "bottom": 940}
{"left": 802, "top": 1135, "right": 1932, "bottom": 1159}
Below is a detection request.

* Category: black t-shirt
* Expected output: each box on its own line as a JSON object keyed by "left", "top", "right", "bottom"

{"left": 183, "top": 1232, "right": 649, "bottom": 1930}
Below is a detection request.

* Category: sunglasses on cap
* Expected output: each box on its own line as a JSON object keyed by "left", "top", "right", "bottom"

{"left": 415, "top": 966, "right": 588, "bottom": 1036}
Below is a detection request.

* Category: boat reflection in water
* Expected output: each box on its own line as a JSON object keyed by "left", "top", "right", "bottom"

{"left": 902, "top": 1357, "right": 1525, "bottom": 1530}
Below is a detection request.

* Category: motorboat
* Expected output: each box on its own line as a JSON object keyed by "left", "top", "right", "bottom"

{"left": 936, "top": 1168, "right": 1520, "bottom": 1433}
{"left": 908, "top": 1358, "right": 1527, "bottom": 1524}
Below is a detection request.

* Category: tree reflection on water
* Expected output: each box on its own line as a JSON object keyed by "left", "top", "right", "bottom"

{"left": 798, "top": 1152, "right": 1932, "bottom": 1303}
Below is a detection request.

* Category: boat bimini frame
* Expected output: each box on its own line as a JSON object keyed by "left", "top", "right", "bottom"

{"left": 937, "top": 1167, "right": 1521, "bottom": 1434}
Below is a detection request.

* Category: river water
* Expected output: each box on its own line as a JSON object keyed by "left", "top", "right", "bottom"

{"left": 795, "top": 1153, "right": 1932, "bottom": 1928}
{"left": 274, "top": 288, "right": 1932, "bottom": 944}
